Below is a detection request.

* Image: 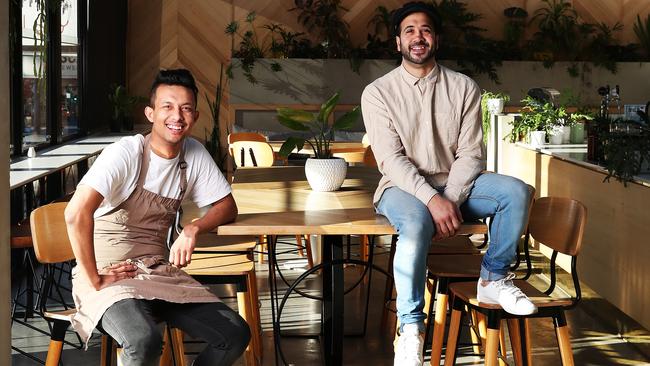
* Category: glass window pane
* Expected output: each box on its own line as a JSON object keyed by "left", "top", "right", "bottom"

{"left": 61, "top": 1, "right": 79, "bottom": 138}
{"left": 22, "top": 1, "right": 49, "bottom": 151}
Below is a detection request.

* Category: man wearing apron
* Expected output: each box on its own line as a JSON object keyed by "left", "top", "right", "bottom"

{"left": 65, "top": 69, "right": 250, "bottom": 365}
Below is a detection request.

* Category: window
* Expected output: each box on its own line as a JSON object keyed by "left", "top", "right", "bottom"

{"left": 11, "top": 0, "right": 85, "bottom": 156}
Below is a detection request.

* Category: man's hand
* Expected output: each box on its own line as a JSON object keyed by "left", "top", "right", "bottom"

{"left": 427, "top": 194, "right": 463, "bottom": 240}
{"left": 94, "top": 261, "right": 138, "bottom": 290}
{"left": 169, "top": 224, "right": 199, "bottom": 268}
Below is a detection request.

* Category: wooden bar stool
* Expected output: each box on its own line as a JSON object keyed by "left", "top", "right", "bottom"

{"left": 383, "top": 223, "right": 487, "bottom": 327}
{"left": 444, "top": 197, "right": 587, "bottom": 366}
{"left": 183, "top": 251, "right": 261, "bottom": 366}
{"left": 30, "top": 202, "right": 184, "bottom": 366}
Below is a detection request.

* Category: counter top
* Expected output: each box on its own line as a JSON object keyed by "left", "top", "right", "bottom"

{"left": 514, "top": 142, "right": 650, "bottom": 187}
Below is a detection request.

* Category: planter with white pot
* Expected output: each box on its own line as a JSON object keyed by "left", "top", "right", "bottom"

{"left": 304, "top": 157, "right": 348, "bottom": 192}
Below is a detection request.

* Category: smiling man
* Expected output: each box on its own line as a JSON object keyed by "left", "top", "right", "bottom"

{"left": 64, "top": 69, "right": 250, "bottom": 365}
{"left": 361, "top": 3, "right": 536, "bottom": 365}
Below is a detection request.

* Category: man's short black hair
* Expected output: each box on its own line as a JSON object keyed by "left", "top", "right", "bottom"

{"left": 149, "top": 68, "right": 199, "bottom": 107}
{"left": 392, "top": 1, "right": 442, "bottom": 37}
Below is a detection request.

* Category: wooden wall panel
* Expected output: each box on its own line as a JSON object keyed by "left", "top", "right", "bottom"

{"left": 127, "top": 0, "right": 650, "bottom": 141}
{"left": 128, "top": 0, "right": 232, "bottom": 145}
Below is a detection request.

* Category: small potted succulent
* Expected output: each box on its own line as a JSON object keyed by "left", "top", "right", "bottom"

{"left": 276, "top": 91, "right": 360, "bottom": 191}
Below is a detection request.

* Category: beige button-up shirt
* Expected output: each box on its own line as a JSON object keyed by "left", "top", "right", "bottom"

{"left": 361, "top": 63, "right": 485, "bottom": 207}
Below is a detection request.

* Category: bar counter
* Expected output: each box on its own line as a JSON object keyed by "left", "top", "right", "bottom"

{"left": 500, "top": 140, "right": 650, "bottom": 332}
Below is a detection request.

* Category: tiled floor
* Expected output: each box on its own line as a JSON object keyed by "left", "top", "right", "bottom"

{"left": 11, "top": 237, "right": 650, "bottom": 365}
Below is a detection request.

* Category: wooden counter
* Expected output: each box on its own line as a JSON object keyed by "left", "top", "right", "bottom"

{"left": 501, "top": 141, "right": 650, "bottom": 331}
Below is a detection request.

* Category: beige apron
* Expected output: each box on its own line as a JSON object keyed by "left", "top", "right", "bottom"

{"left": 71, "top": 135, "right": 219, "bottom": 345}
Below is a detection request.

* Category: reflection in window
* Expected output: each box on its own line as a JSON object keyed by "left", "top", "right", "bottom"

{"left": 61, "top": 0, "right": 79, "bottom": 138}
{"left": 22, "top": 0, "right": 49, "bottom": 151}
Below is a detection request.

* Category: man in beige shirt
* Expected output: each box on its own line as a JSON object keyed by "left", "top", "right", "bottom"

{"left": 361, "top": 3, "right": 536, "bottom": 365}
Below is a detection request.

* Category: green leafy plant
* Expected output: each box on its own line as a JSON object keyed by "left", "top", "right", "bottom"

{"left": 276, "top": 92, "right": 360, "bottom": 159}
{"left": 431, "top": 0, "right": 502, "bottom": 83}
{"left": 633, "top": 14, "right": 650, "bottom": 59}
{"left": 481, "top": 91, "right": 510, "bottom": 145}
{"left": 290, "top": 0, "right": 352, "bottom": 59}
{"left": 507, "top": 96, "right": 568, "bottom": 143}
{"left": 108, "top": 84, "right": 145, "bottom": 131}
{"left": 225, "top": 12, "right": 283, "bottom": 83}
{"left": 204, "top": 63, "right": 228, "bottom": 171}
{"left": 601, "top": 119, "right": 650, "bottom": 185}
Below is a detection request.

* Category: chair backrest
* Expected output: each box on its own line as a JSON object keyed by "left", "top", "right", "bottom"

{"left": 227, "top": 132, "right": 267, "bottom": 144}
{"left": 363, "top": 146, "right": 377, "bottom": 167}
{"left": 528, "top": 197, "right": 587, "bottom": 257}
{"left": 30, "top": 202, "right": 75, "bottom": 264}
{"left": 230, "top": 140, "right": 275, "bottom": 167}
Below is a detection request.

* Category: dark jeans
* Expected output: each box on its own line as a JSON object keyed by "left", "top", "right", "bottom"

{"left": 100, "top": 299, "right": 251, "bottom": 366}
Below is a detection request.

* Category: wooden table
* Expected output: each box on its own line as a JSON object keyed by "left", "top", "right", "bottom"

{"left": 268, "top": 141, "right": 365, "bottom": 156}
{"left": 184, "top": 166, "right": 486, "bottom": 365}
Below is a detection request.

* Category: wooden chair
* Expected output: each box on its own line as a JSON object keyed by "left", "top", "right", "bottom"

{"left": 444, "top": 197, "right": 587, "bottom": 366}
{"left": 228, "top": 132, "right": 287, "bottom": 166}
{"left": 169, "top": 211, "right": 263, "bottom": 365}
{"left": 384, "top": 224, "right": 488, "bottom": 327}
{"left": 230, "top": 140, "right": 276, "bottom": 168}
{"left": 227, "top": 136, "right": 312, "bottom": 267}
{"left": 30, "top": 202, "right": 184, "bottom": 366}
{"left": 183, "top": 251, "right": 261, "bottom": 366}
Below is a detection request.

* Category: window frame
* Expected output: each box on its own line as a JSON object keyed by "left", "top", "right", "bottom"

{"left": 9, "top": 0, "right": 87, "bottom": 158}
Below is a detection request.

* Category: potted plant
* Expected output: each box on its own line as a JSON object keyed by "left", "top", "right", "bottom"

{"left": 507, "top": 96, "right": 567, "bottom": 147}
{"left": 276, "top": 91, "right": 360, "bottom": 191}
{"left": 108, "top": 84, "right": 145, "bottom": 132}
{"left": 481, "top": 91, "right": 510, "bottom": 145}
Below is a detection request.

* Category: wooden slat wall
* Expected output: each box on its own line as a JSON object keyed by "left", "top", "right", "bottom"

{"left": 127, "top": 0, "right": 650, "bottom": 140}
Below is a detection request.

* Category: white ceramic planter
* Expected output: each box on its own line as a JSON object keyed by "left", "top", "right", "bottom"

{"left": 304, "top": 158, "right": 348, "bottom": 192}
{"left": 548, "top": 126, "right": 564, "bottom": 145}
{"left": 486, "top": 98, "right": 505, "bottom": 115}
{"left": 561, "top": 126, "right": 571, "bottom": 143}
{"left": 529, "top": 131, "right": 546, "bottom": 148}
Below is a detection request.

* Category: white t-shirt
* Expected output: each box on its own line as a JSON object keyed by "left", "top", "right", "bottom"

{"left": 79, "top": 134, "right": 231, "bottom": 218}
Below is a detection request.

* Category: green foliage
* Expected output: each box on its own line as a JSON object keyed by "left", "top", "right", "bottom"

{"left": 225, "top": 12, "right": 290, "bottom": 83}
{"left": 108, "top": 85, "right": 145, "bottom": 130}
{"left": 601, "top": 118, "right": 650, "bottom": 185}
{"left": 430, "top": 0, "right": 502, "bottom": 83}
{"left": 276, "top": 92, "right": 360, "bottom": 159}
{"left": 634, "top": 14, "right": 650, "bottom": 59}
{"left": 507, "top": 96, "right": 568, "bottom": 142}
{"left": 481, "top": 91, "right": 510, "bottom": 145}
{"left": 204, "top": 64, "right": 228, "bottom": 171}
{"left": 290, "top": 0, "right": 352, "bottom": 59}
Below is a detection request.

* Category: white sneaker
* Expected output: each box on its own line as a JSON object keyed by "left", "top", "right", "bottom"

{"left": 394, "top": 323, "right": 424, "bottom": 366}
{"left": 477, "top": 273, "right": 538, "bottom": 315}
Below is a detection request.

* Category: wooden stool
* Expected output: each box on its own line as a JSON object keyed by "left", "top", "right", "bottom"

{"left": 444, "top": 197, "right": 587, "bottom": 366}
{"left": 184, "top": 252, "right": 261, "bottom": 366}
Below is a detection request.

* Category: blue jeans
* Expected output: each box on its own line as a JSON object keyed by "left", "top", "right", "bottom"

{"left": 100, "top": 299, "right": 251, "bottom": 366}
{"left": 376, "top": 173, "right": 531, "bottom": 329}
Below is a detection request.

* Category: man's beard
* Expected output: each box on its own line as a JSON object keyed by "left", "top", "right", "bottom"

{"left": 401, "top": 41, "right": 436, "bottom": 65}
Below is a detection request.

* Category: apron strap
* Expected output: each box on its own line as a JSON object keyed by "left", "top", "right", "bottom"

{"left": 136, "top": 134, "right": 152, "bottom": 187}
{"left": 177, "top": 140, "right": 188, "bottom": 201}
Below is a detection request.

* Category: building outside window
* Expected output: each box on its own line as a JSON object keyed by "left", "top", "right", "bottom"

{"left": 13, "top": 0, "right": 83, "bottom": 156}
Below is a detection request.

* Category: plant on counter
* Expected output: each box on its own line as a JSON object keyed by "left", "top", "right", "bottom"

{"left": 276, "top": 91, "right": 360, "bottom": 159}
{"left": 507, "top": 96, "right": 568, "bottom": 143}
{"left": 108, "top": 84, "right": 146, "bottom": 132}
{"left": 481, "top": 91, "right": 510, "bottom": 145}
{"left": 601, "top": 119, "right": 650, "bottom": 185}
